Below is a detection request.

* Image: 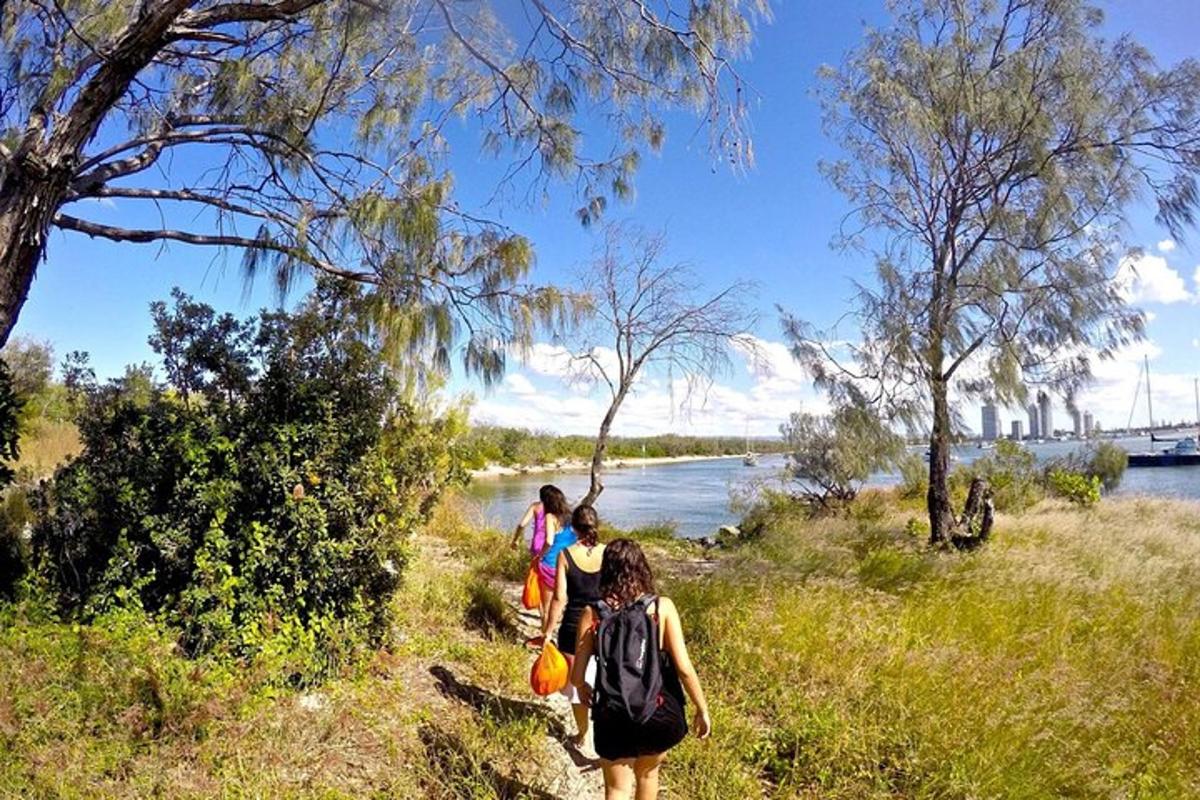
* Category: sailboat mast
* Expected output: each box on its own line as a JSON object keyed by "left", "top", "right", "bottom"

{"left": 1145, "top": 355, "right": 1155, "bottom": 430}
{"left": 1194, "top": 377, "right": 1199, "bottom": 429}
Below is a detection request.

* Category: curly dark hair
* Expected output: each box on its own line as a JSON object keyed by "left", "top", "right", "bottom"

{"left": 572, "top": 504, "right": 600, "bottom": 547}
{"left": 598, "top": 538, "right": 654, "bottom": 607}
{"left": 539, "top": 484, "right": 571, "bottom": 525}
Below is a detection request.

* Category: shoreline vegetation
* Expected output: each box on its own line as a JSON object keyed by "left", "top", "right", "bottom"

{"left": 5, "top": 488, "right": 1200, "bottom": 796}
{"left": 460, "top": 425, "right": 790, "bottom": 476}
{"left": 468, "top": 451, "right": 748, "bottom": 479}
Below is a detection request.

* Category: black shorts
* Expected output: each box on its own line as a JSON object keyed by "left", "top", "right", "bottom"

{"left": 593, "top": 689, "right": 688, "bottom": 761}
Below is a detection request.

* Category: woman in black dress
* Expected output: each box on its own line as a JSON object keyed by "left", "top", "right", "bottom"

{"left": 570, "top": 538, "right": 712, "bottom": 799}
{"left": 540, "top": 504, "right": 604, "bottom": 747}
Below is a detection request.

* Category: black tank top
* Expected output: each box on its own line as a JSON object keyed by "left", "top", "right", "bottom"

{"left": 557, "top": 547, "right": 601, "bottom": 655}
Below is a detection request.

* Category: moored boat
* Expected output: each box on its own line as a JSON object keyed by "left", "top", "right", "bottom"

{"left": 1128, "top": 437, "right": 1200, "bottom": 467}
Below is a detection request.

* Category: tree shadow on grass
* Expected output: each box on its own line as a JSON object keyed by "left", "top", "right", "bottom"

{"left": 430, "top": 665, "right": 602, "bottom": 776}
{"left": 429, "top": 665, "right": 565, "bottom": 738}
{"left": 418, "top": 723, "right": 560, "bottom": 800}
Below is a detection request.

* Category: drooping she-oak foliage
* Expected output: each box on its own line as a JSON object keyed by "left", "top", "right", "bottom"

{"left": 0, "top": 0, "right": 767, "bottom": 381}
{"left": 32, "top": 284, "right": 466, "bottom": 679}
{"left": 781, "top": 403, "right": 904, "bottom": 512}
{"left": 788, "top": 0, "right": 1200, "bottom": 542}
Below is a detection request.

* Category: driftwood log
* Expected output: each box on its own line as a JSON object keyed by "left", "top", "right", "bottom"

{"left": 949, "top": 477, "right": 994, "bottom": 551}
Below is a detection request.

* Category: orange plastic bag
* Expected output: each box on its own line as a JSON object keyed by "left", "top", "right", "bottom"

{"left": 522, "top": 563, "right": 542, "bottom": 610}
{"left": 530, "top": 642, "right": 569, "bottom": 696}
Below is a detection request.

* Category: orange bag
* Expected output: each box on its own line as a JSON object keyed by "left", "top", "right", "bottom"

{"left": 521, "top": 563, "right": 541, "bottom": 610}
{"left": 530, "top": 641, "right": 569, "bottom": 696}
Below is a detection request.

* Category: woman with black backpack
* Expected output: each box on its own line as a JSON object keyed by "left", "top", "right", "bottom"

{"left": 570, "top": 538, "right": 712, "bottom": 799}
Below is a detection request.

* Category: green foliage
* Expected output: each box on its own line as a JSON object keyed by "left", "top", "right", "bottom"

{"left": 955, "top": 439, "right": 1044, "bottom": 513}
{"left": 3, "top": 1, "right": 767, "bottom": 375}
{"left": 896, "top": 452, "right": 929, "bottom": 500}
{"left": 1084, "top": 441, "right": 1129, "bottom": 492}
{"left": 0, "top": 360, "right": 22, "bottom": 489}
{"left": 1048, "top": 440, "right": 1129, "bottom": 493}
{"left": 781, "top": 404, "right": 905, "bottom": 510}
{"left": 30, "top": 284, "right": 465, "bottom": 680}
{"left": 1047, "top": 470, "right": 1102, "bottom": 507}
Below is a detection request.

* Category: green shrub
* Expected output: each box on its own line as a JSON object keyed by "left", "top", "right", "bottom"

{"left": 960, "top": 439, "right": 1043, "bottom": 512}
{"left": 30, "top": 284, "right": 466, "bottom": 681}
{"left": 896, "top": 452, "right": 928, "bottom": 500}
{"left": 1047, "top": 469, "right": 1101, "bottom": 507}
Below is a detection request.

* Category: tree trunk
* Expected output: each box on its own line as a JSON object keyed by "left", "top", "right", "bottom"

{"left": 927, "top": 378, "right": 955, "bottom": 544}
{"left": 581, "top": 387, "right": 628, "bottom": 507}
{"left": 0, "top": 158, "right": 72, "bottom": 346}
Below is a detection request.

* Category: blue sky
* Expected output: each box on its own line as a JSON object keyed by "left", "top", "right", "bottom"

{"left": 16, "top": 1, "right": 1200, "bottom": 437}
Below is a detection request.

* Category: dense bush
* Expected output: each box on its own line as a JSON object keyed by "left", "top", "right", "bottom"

{"left": 1047, "top": 469, "right": 1102, "bottom": 506}
{"left": 953, "top": 439, "right": 1043, "bottom": 512}
{"left": 31, "top": 284, "right": 466, "bottom": 680}
{"left": 1046, "top": 440, "right": 1129, "bottom": 493}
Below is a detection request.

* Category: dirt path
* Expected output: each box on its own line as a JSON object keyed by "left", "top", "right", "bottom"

{"left": 501, "top": 582, "right": 606, "bottom": 799}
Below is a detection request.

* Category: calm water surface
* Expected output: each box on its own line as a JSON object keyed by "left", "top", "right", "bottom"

{"left": 464, "top": 437, "right": 1200, "bottom": 539}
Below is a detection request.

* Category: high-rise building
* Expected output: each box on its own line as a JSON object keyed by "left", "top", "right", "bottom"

{"left": 1027, "top": 405, "right": 1040, "bottom": 440}
{"left": 1072, "top": 408, "right": 1083, "bottom": 438}
{"left": 1011, "top": 420, "right": 1023, "bottom": 440}
{"left": 1083, "top": 411, "right": 1094, "bottom": 437}
{"left": 1038, "top": 391, "right": 1053, "bottom": 439}
{"left": 981, "top": 402, "right": 999, "bottom": 441}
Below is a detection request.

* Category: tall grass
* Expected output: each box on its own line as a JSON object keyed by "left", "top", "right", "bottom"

{"left": 660, "top": 497, "right": 1200, "bottom": 798}
{"left": 12, "top": 419, "right": 80, "bottom": 478}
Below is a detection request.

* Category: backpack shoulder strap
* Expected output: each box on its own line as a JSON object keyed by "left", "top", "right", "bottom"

{"left": 593, "top": 598, "right": 615, "bottom": 622}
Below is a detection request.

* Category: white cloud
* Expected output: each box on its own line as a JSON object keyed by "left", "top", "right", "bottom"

{"left": 470, "top": 334, "right": 827, "bottom": 437}
{"left": 1157, "top": 239, "right": 1176, "bottom": 253}
{"left": 1074, "top": 341, "right": 1199, "bottom": 431}
{"left": 518, "top": 342, "right": 574, "bottom": 378}
{"left": 1194, "top": 265, "right": 1200, "bottom": 293}
{"left": 502, "top": 373, "right": 536, "bottom": 397}
{"left": 1114, "top": 252, "right": 1192, "bottom": 304}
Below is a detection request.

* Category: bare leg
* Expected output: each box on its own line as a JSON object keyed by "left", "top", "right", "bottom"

{"left": 633, "top": 753, "right": 665, "bottom": 800}
{"left": 570, "top": 702, "right": 589, "bottom": 747}
{"left": 602, "top": 758, "right": 636, "bottom": 800}
{"left": 538, "top": 583, "right": 552, "bottom": 626}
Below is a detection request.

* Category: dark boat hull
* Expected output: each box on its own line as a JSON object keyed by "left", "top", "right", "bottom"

{"left": 1128, "top": 453, "right": 1200, "bottom": 467}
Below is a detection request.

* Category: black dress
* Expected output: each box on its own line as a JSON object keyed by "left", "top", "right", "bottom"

{"left": 556, "top": 547, "right": 601, "bottom": 657}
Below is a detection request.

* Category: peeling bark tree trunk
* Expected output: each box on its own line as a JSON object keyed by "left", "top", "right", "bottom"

{"left": 581, "top": 385, "right": 629, "bottom": 508}
{"left": 0, "top": 0, "right": 191, "bottom": 345}
{"left": 927, "top": 378, "right": 955, "bottom": 544}
{"left": 0, "top": 161, "right": 74, "bottom": 346}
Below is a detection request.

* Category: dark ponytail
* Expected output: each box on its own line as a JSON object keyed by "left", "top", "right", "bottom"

{"left": 572, "top": 504, "right": 600, "bottom": 547}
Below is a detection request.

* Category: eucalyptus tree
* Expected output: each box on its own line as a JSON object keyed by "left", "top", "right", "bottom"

{"left": 0, "top": 1, "right": 768, "bottom": 380}
{"left": 571, "top": 224, "right": 753, "bottom": 506}
{"left": 787, "top": 0, "right": 1200, "bottom": 543}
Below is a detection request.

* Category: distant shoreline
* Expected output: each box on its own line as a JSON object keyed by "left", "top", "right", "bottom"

{"left": 468, "top": 452, "right": 750, "bottom": 479}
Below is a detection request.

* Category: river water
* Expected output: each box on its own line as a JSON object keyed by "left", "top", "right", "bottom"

{"left": 464, "top": 436, "right": 1200, "bottom": 539}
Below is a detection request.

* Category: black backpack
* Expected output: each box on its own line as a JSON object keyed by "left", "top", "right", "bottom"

{"left": 592, "top": 595, "right": 663, "bottom": 724}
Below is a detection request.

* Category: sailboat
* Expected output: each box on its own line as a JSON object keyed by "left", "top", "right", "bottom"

{"left": 742, "top": 423, "right": 758, "bottom": 466}
{"left": 1127, "top": 357, "right": 1200, "bottom": 467}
